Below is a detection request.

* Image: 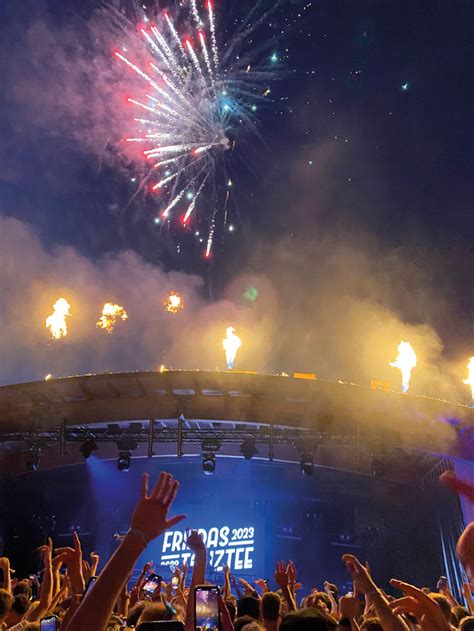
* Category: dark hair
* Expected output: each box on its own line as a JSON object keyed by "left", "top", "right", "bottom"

{"left": 237, "top": 596, "right": 261, "bottom": 621}
{"left": 429, "top": 594, "right": 451, "bottom": 623}
{"left": 138, "top": 602, "right": 174, "bottom": 624}
{"left": 225, "top": 599, "right": 237, "bottom": 623}
{"left": 360, "top": 618, "right": 383, "bottom": 631}
{"left": 234, "top": 615, "right": 263, "bottom": 631}
{"left": 262, "top": 592, "right": 282, "bottom": 621}
{"left": 13, "top": 581, "right": 32, "bottom": 601}
{"left": 311, "top": 593, "right": 332, "bottom": 612}
{"left": 460, "top": 616, "right": 474, "bottom": 631}
{"left": 453, "top": 606, "right": 471, "bottom": 625}
{"left": 12, "top": 594, "right": 30, "bottom": 615}
{"left": 127, "top": 601, "right": 148, "bottom": 627}
{"left": 280, "top": 608, "right": 338, "bottom": 631}
{"left": 0, "top": 589, "right": 14, "bottom": 617}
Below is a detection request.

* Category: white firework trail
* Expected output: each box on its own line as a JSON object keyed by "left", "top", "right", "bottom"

{"left": 207, "top": 0, "right": 219, "bottom": 71}
{"left": 114, "top": 0, "right": 286, "bottom": 257}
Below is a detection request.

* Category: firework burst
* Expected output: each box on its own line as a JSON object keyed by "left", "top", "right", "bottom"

{"left": 114, "top": 0, "right": 282, "bottom": 257}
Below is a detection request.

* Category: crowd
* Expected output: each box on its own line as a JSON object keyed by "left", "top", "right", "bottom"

{"left": 1, "top": 470, "right": 474, "bottom": 631}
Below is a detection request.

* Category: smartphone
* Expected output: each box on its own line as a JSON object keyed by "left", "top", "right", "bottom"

{"left": 84, "top": 576, "right": 97, "bottom": 595}
{"left": 172, "top": 575, "right": 179, "bottom": 591}
{"left": 40, "top": 615, "right": 58, "bottom": 631}
{"left": 194, "top": 585, "right": 220, "bottom": 631}
{"left": 437, "top": 576, "right": 448, "bottom": 590}
{"left": 143, "top": 573, "right": 163, "bottom": 596}
{"left": 137, "top": 623, "right": 185, "bottom": 631}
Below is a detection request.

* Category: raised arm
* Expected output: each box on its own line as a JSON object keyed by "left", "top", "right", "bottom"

{"left": 342, "top": 555, "right": 409, "bottom": 631}
{"left": 274, "top": 561, "right": 296, "bottom": 612}
{"left": 26, "top": 538, "right": 53, "bottom": 622}
{"left": 185, "top": 530, "right": 207, "bottom": 631}
{"left": 64, "top": 471, "right": 186, "bottom": 631}
{"left": 0, "top": 557, "right": 12, "bottom": 594}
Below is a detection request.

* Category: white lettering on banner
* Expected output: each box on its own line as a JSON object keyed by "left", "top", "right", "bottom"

{"left": 160, "top": 526, "right": 256, "bottom": 572}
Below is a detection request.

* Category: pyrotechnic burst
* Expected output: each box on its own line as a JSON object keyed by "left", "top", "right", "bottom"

{"left": 463, "top": 357, "right": 474, "bottom": 404}
{"left": 96, "top": 303, "right": 128, "bottom": 333}
{"left": 114, "top": 0, "right": 283, "bottom": 257}
{"left": 164, "top": 292, "right": 183, "bottom": 313}
{"left": 390, "top": 340, "right": 417, "bottom": 393}
{"left": 223, "top": 326, "right": 241, "bottom": 370}
{"left": 46, "top": 298, "right": 71, "bottom": 340}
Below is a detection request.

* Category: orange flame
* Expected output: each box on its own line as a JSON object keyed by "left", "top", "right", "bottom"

{"left": 164, "top": 292, "right": 183, "bottom": 313}
{"left": 46, "top": 298, "right": 71, "bottom": 340}
{"left": 223, "top": 326, "right": 242, "bottom": 370}
{"left": 463, "top": 357, "right": 474, "bottom": 401}
{"left": 96, "top": 303, "right": 128, "bottom": 333}
{"left": 389, "top": 340, "right": 417, "bottom": 393}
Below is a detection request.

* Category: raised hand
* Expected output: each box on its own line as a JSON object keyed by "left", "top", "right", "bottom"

{"left": 274, "top": 561, "right": 289, "bottom": 589}
{"left": 55, "top": 532, "right": 85, "bottom": 595}
{"left": 287, "top": 560, "right": 297, "bottom": 587}
{"left": 255, "top": 578, "right": 268, "bottom": 594}
{"left": 131, "top": 472, "right": 186, "bottom": 544}
{"left": 390, "top": 579, "right": 451, "bottom": 631}
{"left": 342, "top": 554, "right": 376, "bottom": 595}
{"left": 186, "top": 529, "right": 206, "bottom": 553}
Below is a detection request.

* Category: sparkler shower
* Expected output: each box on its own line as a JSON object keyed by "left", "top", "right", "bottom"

{"left": 115, "top": 0, "right": 280, "bottom": 256}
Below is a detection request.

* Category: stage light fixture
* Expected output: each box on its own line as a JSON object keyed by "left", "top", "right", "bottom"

{"left": 202, "top": 452, "right": 216, "bottom": 476}
{"left": 371, "top": 458, "right": 385, "bottom": 478}
{"left": 117, "top": 450, "right": 132, "bottom": 471}
{"left": 240, "top": 438, "right": 258, "bottom": 460}
{"left": 300, "top": 453, "right": 314, "bottom": 476}
{"left": 79, "top": 438, "right": 98, "bottom": 459}
{"left": 26, "top": 446, "right": 42, "bottom": 472}
{"left": 116, "top": 439, "right": 137, "bottom": 471}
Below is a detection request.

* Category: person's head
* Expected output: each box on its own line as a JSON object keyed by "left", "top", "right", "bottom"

{"left": 13, "top": 581, "right": 32, "bottom": 601}
{"left": 237, "top": 596, "right": 261, "bottom": 621}
{"left": 309, "top": 593, "right": 332, "bottom": 614}
{"left": 360, "top": 618, "right": 383, "bottom": 631}
{"left": 234, "top": 616, "right": 265, "bottom": 631}
{"left": 453, "top": 605, "right": 471, "bottom": 625}
{"left": 225, "top": 599, "right": 237, "bottom": 623}
{"left": 280, "top": 608, "right": 337, "bottom": 631}
{"left": 5, "top": 594, "right": 30, "bottom": 626}
{"left": 429, "top": 594, "right": 452, "bottom": 623}
{"left": 460, "top": 616, "right": 474, "bottom": 631}
{"left": 138, "top": 602, "right": 175, "bottom": 624}
{"left": 262, "top": 592, "right": 282, "bottom": 623}
{"left": 127, "top": 601, "right": 148, "bottom": 627}
{"left": 0, "top": 589, "right": 14, "bottom": 621}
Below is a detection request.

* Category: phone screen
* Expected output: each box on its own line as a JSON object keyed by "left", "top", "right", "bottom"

{"left": 172, "top": 576, "right": 179, "bottom": 590}
{"left": 40, "top": 616, "right": 58, "bottom": 631}
{"left": 84, "top": 576, "right": 97, "bottom": 595}
{"left": 195, "top": 586, "right": 220, "bottom": 631}
{"left": 143, "top": 573, "right": 162, "bottom": 595}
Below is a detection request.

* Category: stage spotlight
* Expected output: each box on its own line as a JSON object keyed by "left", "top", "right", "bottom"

{"left": 79, "top": 438, "right": 98, "bottom": 459}
{"left": 117, "top": 450, "right": 132, "bottom": 472}
{"left": 371, "top": 458, "right": 385, "bottom": 478}
{"left": 240, "top": 438, "right": 258, "bottom": 460}
{"left": 202, "top": 452, "right": 216, "bottom": 476}
{"left": 300, "top": 453, "right": 314, "bottom": 476}
{"left": 26, "top": 447, "right": 41, "bottom": 472}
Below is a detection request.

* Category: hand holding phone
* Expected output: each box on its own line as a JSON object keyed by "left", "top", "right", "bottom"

{"left": 194, "top": 585, "right": 220, "bottom": 631}
{"left": 143, "top": 573, "right": 163, "bottom": 597}
{"left": 40, "top": 615, "right": 58, "bottom": 631}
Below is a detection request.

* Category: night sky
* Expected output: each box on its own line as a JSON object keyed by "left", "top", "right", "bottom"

{"left": 0, "top": 0, "right": 473, "bottom": 388}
